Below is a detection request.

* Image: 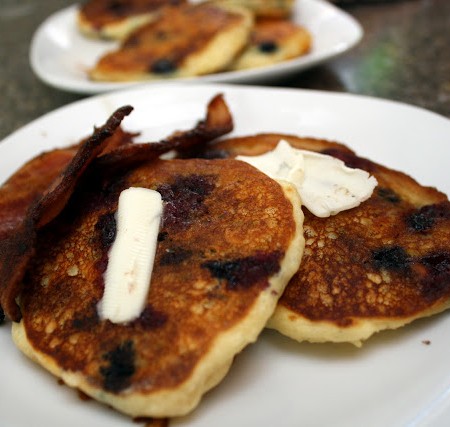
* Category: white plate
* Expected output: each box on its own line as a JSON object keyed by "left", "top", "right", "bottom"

{"left": 1, "top": 84, "right": 449, "bottom": 427}
{"left": 30, "top": 0, "right": 362, "bottom": 94}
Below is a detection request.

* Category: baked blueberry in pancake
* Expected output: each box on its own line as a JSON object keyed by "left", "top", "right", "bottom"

{"left": 12, "top": 157, "right": 304, "bottom": 417}
{"left": 89, "top": 3, "right": 253, "bottom": 82}
{"left": 229, "top": 18, "right": 311, "bottom": 71}
{"left": 78, "top": 0, "right": 187, "bottom": 40}
{"left": 197, "top": 133, "right": 450, "bottom": 346}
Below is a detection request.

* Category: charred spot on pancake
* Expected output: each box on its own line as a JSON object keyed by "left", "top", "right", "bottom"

{"left": 198, "top": 149, "right": 230, "bottom": 159}
{"left": 157, "top": 231, "right": 168, "bottom": 242}
{"left": 258, "top": 40, "right": 278, "bottom": 53}
{"left": 377, "top": 187, "right": 401, "bottom": 203}
{"left": 320, "top": 148, "right": 375, "bottom": 173}
{"left": 421, "top": 252, "right": 450, "bottom": 275}
{"left": 100, "top": 340, "right": 135, "bottom": 392}
{"left": 95, "top": 212, "right": 117, "bottom": 249}
{"left": 123, "top": 34, "right": 140, "bottom": 48}
{"left": 72, "top": 305, "right": 99, "bottom": 330}
{"left": 133, "top": 305, "right": 168, "bottom": 329}
{"left": 372, "top": 246, "right": 410, "bottom": 271}
{"left": 107, "top": 0, "right": 129, "bottom": 16}
{"left": 202, "top": 251, "right": 282, "bottom": 290}
{"left": 150, "top": 58, "right": 177, "bottom": 74}
{"left": 158, "top": 174, "right": 216, "bottom": 229}
{"left": 406, "top": 202, "right": 450, "bottom": 233}
{"left": 160, "top": 247, "right": 192, "bottom": 265}
{"left": 419, "top": 252, "right": 450, "bottom": 301}
{"left": 155, "top": 30, "right": 169, "bottom": 40}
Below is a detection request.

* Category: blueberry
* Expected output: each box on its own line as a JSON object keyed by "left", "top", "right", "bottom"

{"left": 151, "top": 59, "right": 177, "bottom": 74}
{"left": 258, "top": 41, "right": 278, "bottom": 54}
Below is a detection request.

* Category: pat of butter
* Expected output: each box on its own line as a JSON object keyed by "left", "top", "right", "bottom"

{"left": 98, "top": 187, "right": 162, "bottom": 324}
{"left": 236, "top": 140, "right": 377, "bottom": 217}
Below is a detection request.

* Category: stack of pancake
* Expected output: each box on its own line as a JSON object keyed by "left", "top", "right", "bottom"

{"left": 1, "top": 94, "right": 449, "bottom": 422}
{"left": 77, "top": 0, "right": 311, "bottom": 81}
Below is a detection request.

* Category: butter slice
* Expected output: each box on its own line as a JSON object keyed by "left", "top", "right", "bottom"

{"left": 98, "top": 187, "right": 163, "bottom": 323}
{"left": 236, "top": 140, "right": 377, "bottom": 217}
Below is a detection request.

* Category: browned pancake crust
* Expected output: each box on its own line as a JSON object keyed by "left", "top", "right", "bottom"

{"left": 90, "top": 3, "right": 250, "bottom": 79}
{"left": 214, "top": 0, "right": 294, "bottom": 18}
{"left": 20, "top": 158, "right": 296, "bottom": 396}
{"left": 200, "top": 134, "right": 450, "bottom": 330}
{"left": 0, "top": 128, "right": 136, "bottom": 242}
{"left": 229, "top": 18, "right": 311, "bottom": 70}
{"left": 79, "top": 0, "right": 185, "bottom": 30}
{"left": 250, "top": 18, "right": 309, "bottom": 46}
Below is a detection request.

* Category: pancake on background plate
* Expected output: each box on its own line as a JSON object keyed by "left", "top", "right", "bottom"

{"left": 213, "top": 0, "right": 295, "bottom": 18}
{"left": 78, "top": 0, "right": 187, "bottom": 40}
{"left": 89, "top": 2, "right": 253, "bottom": 82}
{"left": 229, "top": 17, "right": 311, "bottom": 71}
{"left": 196, "top": 133, "right": 450, "bottom": 346}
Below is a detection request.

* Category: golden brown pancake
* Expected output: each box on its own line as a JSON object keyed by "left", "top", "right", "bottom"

{"left": 213, "top": 0, "right": 294, "bottom": 18}
{"left": 229, "top": 18, "right": 311, "bottom": 71}
{"left": 89, "top": 3, "right": 253, "bottom": 82}
{"left": 13, "top": 157, "right": 304, "bottom": 417}
{"left": 197, "top": 133, "right": 450, "bottom": 346}
{"left": 78, "top": 0, "right": 187, "bottom": 40}
{"left": 0, "top": 127, "right": 136, "bottom": 242}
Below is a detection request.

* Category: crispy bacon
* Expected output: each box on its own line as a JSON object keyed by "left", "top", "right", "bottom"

{"left": 95, "top": 93, "right": 233, "bottom": 172}
{"left": 0, "top": 94, "right": 233, "bottom": 321}
{"left": 0, "top": 126, "right": 136, "bottom": 243}
{"left": 0, "top": 106, "right": 133, "bottom": 321}
{"left": 0, "top": 148, "right": 77, "bottom": 241}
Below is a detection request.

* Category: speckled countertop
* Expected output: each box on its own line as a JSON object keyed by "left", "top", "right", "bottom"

{"left": 0, "top": 0, "right": 449, "bottom": 141}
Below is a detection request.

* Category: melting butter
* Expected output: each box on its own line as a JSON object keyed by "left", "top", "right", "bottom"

{"left": 98, "top": 187, "right": 162, "bottom": 323}
{"left": 236, "top": 140, "right": 377, "bottom": 217}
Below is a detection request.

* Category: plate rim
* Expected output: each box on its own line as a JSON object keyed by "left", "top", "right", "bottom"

{"left": 2, "top": 83, "right": 448, "bottom": 148}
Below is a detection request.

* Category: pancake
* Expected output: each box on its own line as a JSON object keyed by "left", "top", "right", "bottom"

{"left": 12, "top": 156, "right": 304, "bottom": 417}
{"left": 229, "top": 18, "right": 311, "bottom": 71}
{"left": 89, "top": 3, "right": 253, "bottom": 82}
{"left": 196, "top": 133, "right": 450, "bottom": 346}
{"left": 213, "top": 0, "right": 294, "bottom": 18}
{"left": 77, "top": 0, "right": 187, "bottom": 40}
{"left": 0, "top": 127, "right": 136, "bottom": 242}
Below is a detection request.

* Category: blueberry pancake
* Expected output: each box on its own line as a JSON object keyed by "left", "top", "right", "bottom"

{"left": 89, "top": 2, "right": 253, "bottom": 82}
{"left": 229, "top": 18, "right": 311, "bottom": 71}
{"left": 12, "top": 156, "right": 304, "bottom": 417}
{"left": 213, "top": 0, "right": 295, "bottom": 18}
{"left": 197, "top": 133, "right": 450, "bottom": 346}
{"left": 78, "top": 0, "right": 186, "bottom": 40}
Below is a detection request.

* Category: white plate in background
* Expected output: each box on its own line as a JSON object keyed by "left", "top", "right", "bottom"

{"left": 30, "top": 0, "right": 363, "bottom": 94}
{"left": 0, "top": 84, "right": 449, "bottom": 427}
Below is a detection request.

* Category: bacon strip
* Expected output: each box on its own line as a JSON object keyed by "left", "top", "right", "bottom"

{"left": 0, "top": 106, "right": 133, "bottom": 321}
{"left": 0, "top": 127, "right": 136, "bottom": 243}
{"left": 95, "top": 93, "right": 233, "bottom": 172}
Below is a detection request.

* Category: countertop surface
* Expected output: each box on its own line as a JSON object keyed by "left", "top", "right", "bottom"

{"left": 0, "top": 0, "right": 449, "bottom": 141}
